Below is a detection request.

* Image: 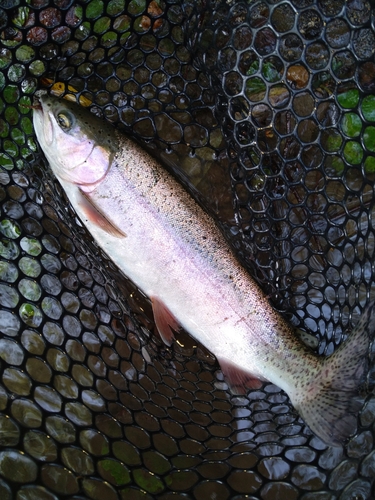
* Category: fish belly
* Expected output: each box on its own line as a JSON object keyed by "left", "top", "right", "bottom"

{"left": 60, "top": 153, "right": 295, "bottom": 389}
{"left": 55, "top": 134, "right": 375, "bottom": 448}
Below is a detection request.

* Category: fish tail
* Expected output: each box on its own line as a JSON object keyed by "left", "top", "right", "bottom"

{"left": 295, "top": 302, "right": 375, "bottom": 447}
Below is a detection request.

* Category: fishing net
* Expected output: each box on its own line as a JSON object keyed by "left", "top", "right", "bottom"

{"left": 0, "top": 0, "right": 375, "bottom": 498}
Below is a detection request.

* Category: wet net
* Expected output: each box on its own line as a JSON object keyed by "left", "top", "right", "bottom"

{"left": 0, "top": 0, "right": 375, "bottom": 498}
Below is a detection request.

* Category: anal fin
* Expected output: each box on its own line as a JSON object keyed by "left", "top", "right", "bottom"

{"left": 151, "top": 296, "right": 180, "bottom": 346}
{"left": 78, "top": 189, "right": 126, "bottom": 238}
{"left": 218, "top": 357, "right": 264, "bottom": 394}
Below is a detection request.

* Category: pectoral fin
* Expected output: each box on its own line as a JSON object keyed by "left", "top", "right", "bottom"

{"left": 78, "top": 189, "right": 126, "bottom": 238}
{"left": 151, "top": 296, "right": 180, "bottom": 346}
{"left": 218, "top": 357, "right": 265, "bottom": 394}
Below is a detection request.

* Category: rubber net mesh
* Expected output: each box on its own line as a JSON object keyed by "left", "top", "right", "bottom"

{"left": 0, "top": 0, "right": 375, "bottom": 498}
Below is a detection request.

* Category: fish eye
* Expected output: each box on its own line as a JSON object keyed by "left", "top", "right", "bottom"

{"left": 57, "top": 112, "right": 72, "bottom": 130}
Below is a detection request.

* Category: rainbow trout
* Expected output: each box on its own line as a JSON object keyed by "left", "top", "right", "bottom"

{"left": 33, "top": 94, "right": 375, "bottom": 447}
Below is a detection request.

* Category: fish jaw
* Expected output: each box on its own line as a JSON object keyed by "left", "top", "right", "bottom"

{"left": 33, "top": 95, "right": 116, "bottom": 190}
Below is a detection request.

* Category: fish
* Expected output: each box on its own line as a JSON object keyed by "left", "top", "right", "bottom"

{"left": 33, "top": 93, "right": 375, "bottom": 447}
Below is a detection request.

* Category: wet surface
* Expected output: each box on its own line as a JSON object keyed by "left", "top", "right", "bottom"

{"left": 0, "top": 0, "right": 375, "bottom": 498}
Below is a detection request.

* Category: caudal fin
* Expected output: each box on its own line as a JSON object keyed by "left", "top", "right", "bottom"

{"left": 295, "top": 303, "right": 375, "bottom": 447}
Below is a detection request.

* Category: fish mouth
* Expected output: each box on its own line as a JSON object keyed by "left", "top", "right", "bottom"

{"left": 33, "top": 92, "right": 46, "bottom": 112}
{"left": 32, "top": 94, "right": 55, "bottom": 149}
{"left": 32, "top": 90, "right": 50, "bottom": 112}
{"left": 32, "top": 99, "right": 43, "bottom": 112}
{"left": 19, "top": 97, "right": 42, "bottom": 112}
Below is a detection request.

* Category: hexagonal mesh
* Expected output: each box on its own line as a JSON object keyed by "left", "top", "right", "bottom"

{"left": 0, "top": 1, "right": 375, "bottom": 499}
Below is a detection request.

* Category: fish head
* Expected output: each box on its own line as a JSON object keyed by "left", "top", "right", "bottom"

{"left": 33, "top": 94, "right": 118, "bottom": 191}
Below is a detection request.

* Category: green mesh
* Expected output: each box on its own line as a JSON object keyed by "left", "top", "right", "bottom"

{"left": 0, "top": 0, "right": 375, "bottom": 499}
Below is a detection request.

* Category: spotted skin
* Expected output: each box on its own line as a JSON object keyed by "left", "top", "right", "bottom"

{"left": 33, "top": 94, "right": 375, "bottom": 447}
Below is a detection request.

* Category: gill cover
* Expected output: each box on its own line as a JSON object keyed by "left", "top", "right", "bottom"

{"left": 33, "top": 95, "right": 119, "bottom": 191}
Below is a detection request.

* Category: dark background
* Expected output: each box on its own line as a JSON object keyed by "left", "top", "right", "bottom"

{"left": 0, "top": 0, "right": 375, "bottom": 498}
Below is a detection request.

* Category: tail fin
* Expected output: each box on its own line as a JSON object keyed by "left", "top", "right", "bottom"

{"left": 295, "top": 303, "right": 375, "bottom": 447}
